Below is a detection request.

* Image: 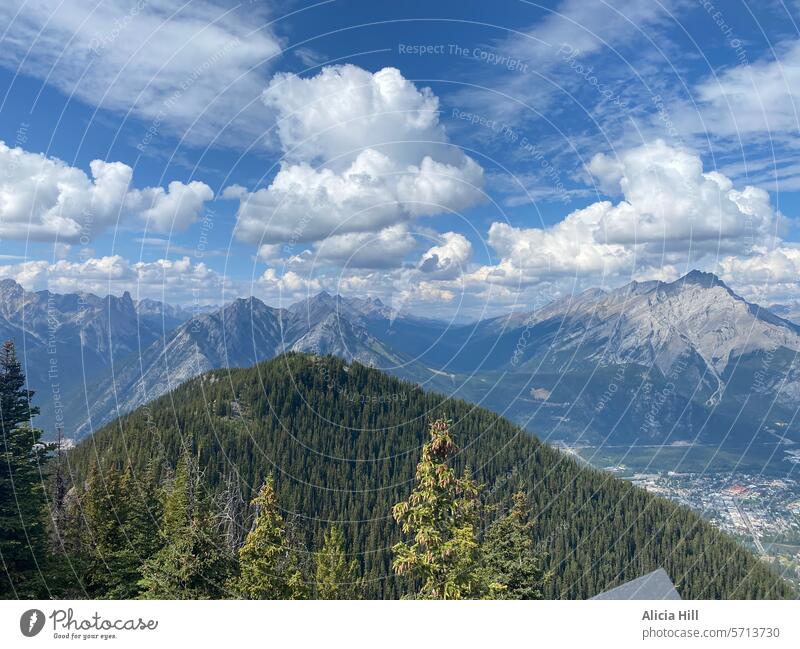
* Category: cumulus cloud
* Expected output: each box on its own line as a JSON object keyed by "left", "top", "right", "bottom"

{"left": 0, "top": 143, "right": 130, "bottom": 241}
{"left": 0, "top": 255, "right": 229, "bottom": 302}
{"left": 467, "top": 141, "right": 781, "bottom": 289}
{"left": 0, "top": 142, "right": 214, "bottom": 241}
{"left": 263, "top": 65, "right": 448, "bottom": 167}
{"left": 716, "top": 245, "right": 800, "bottom": 305}
{"left": 418, "top": 232, "right": 472, "bottom": 279}
{"left": 258, "top": 268, "right": 322, "bottom": 300}
{"left": 233, "top": 150, "right": 483, "bottom": 245}
{"left": 313, "top": 224, "right": 418, "bottom": 269}
{"left": 230, "top": 65, "right": 485, "bottom": 247}
{"left": 127, "top": 181, "right": 215, "bottom": 233}
{"left": 0, "top": 0, "right": 282, "bottom": 144}
{"left": 587, "top": 140, "right": 777, "bottom": 247}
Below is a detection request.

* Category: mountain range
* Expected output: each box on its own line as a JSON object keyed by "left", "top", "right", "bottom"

{"left": 3, "top": 272, "right": 799, "bottom": 458}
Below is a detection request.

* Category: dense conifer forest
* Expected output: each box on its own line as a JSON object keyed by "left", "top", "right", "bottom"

{"left": 0, "top": 344, "right": 794, "bottom": 599}
{"left": 56, "top": 352, "right": 793, "bottom": 599}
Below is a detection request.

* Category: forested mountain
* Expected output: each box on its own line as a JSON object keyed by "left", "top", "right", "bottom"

{"left": 73, "top": 293, "right": 423, "bottom": 438}
{"left": 66, "top": 353, "right": 794, "bottom": 599}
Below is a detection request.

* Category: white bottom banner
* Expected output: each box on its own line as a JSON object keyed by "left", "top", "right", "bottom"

{"left": 1, "top": 600, "right": 798, "bottom": 648}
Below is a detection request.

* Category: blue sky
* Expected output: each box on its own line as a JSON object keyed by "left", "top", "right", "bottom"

{"left": 0, "top": 0, "right": 799, "bottom": 317}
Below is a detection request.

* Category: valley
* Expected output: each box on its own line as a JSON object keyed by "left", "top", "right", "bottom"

{"left": 4, "top": 269, "right": 800, "bottom": 580}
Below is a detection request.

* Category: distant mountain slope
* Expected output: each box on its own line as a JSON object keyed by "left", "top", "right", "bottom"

{"left": 769, "top": 303, "right": 800, "bottom": 326}
{"left": 7, "top": 271, "right": 799, "bottom": 452}
{"left": 73, "top": 292, "right": 427, "bottom": 437}
{"left": 134, "top": 298, "right": 214, "bottom": 332}
{"left": 390, "top": 271, "right": 800, "bottom": 447}
{"left": 68, "top": 353, "right": 794, "bottom": 600}
{"left": 0, "top": 278, "right": 182, "bottom": 434}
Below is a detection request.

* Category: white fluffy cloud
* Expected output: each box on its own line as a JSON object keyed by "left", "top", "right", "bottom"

{"left": 418, "top": 232, "right": 472, "bottom": 279}
{"left": 232, "top": 149, "right": 483, "bottom": 244}
{"left": 587, "top": 140, "right": 776, "bottom": 247}
{"left": 127, "top": 181, "right": 215, "bottom": 233}
{"left": 0, "top": 143, "right": 129, "bottom": 241}
{"left": 263, "top": 65, "right": 449, "bottom": 167}
{"left": 467, "top": 141, "right": 781, "bottom": 288}
{"left": 716, "top": 246, "right": 800, "bottom": 305}
{"left": 313, "top": 224, "right": 418, "bottom": 269}
{"left": 0, "top": 255, "right": 229, "bottom": 302}
{"left": 0, "top": 0, "right": 282, "bottom": 144}
{"left": 258, "top": 268, "right": 322, "bottom": 300}
{"left": 230, "top": 65, "right": 485, "bottom": 246}
{"left": 0, "top": 141, "right": 214, "bottom": 240}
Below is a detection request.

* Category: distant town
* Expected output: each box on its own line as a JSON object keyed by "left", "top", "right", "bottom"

{"left": 558, "top": 443, "right": 800, "bottom": 589}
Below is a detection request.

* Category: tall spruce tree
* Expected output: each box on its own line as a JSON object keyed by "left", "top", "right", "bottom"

{"left": 229, "top": 476, "right": 306, "bottom": 599}
{"left": 315, "top": 525, "right": 361, "bottom": 599}
{"left": 80, "top": 463, "right": 125, "bottom": 597}
{"left": 78, "top": 463, "right": 163, "bottom": 598}
{"left": 119, "top": 463, "right": 163, "bottom": 583}
{"left": 0, "top": 340, "right": 52, "bottom": 598}
{"left": 483, "top": 491, "right": 550, "bottom": 599}
{"left": 392, "top": 418, "right": 485, "bottom": 599}
{"left": 139, "top": 453, "right": 232, "bottom": 599}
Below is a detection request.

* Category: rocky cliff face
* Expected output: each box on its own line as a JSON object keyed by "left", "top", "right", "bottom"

{"left": 4, "top": 271, "right": 799, "bottom": 448}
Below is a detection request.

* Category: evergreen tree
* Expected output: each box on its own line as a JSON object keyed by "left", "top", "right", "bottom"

{"left": 80, "top": 463, "right": 125, "bottom": 597}
{"left": 79, "top": 463, "right": 162, "bottom": 598}
{"left": 139, "top": 453, "right": 232, "bottom": 599}
{"left": 0, "top": 340, "right": 53, "bottom": 597}
{"left": 315, "top": 525, "right": 361, "bottom": 599}
{"left": 483, "top": 491, "right": 550, "bottom": 599}
{"left": 392, "top": 419, "right": 485, "bottom": 599}
{"left": 119, "top": 463, "right": 163, "bottom": 576}
{"left": 230, "top": 476, "right": 306, "bottom": 599}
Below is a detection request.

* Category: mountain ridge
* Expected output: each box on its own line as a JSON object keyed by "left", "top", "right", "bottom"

{"left": 2, "top": 271, "right": 799, "bottom": 451}
{"left": 65, "top": 353, "right": 795, "bottom": 600}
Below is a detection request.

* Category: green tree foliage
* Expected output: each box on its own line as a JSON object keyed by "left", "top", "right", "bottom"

{"left": 483, "top": 491, "right": 549, "bottom": 599}
{"left": 229, "top": 477, "right": 306, "bottom": 599}
{"left": 76, "top": 463, "right": 162, "bottom": 598}
{"left": 0, "top": 340, "right": 52, "bottom": 597}
{"left": 80, "top": 464, "right": 124, "bottom": 596}
{"left": 139, "top": 453, "right": 232, "bottom": 599}
{"left": 392, "top": 419, "right": 485, "bottom": 599}
{"left": 315, "top": 525, "right": 361, "bottom": 599}
{"left": 67, "top": 354, "right": 796, "bottom": 599}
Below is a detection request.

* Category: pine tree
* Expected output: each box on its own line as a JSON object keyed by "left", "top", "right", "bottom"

{"left": 392, "top": 418, "right": 485, "bottom": 599}
{"left": 139, "top": 453, "right": 232, "bottom": 599}
{"left": 120, "top": 463, "right": 163, "bottom": 574}
{"left": 0, "top": 340, "right": 53, "bottom": 597}
{"left": 80, "top": 463, "right": 125, "bottom": 597}
{"left": 315, "top": 525, "right": 361, "bottom": 599}
{"left": 483, "top": 491, "right": 550, "bottom": 599}
{"left": 87, "top": 464, "right": 162, "bottom": 599}
{"left": 229, "top": 476, "right": 306, "bottom": 599}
